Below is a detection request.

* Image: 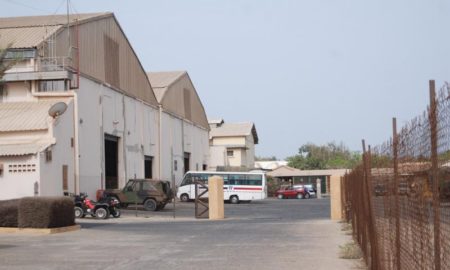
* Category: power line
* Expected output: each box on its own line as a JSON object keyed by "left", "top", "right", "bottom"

{"left": 2, "top": 0, "right": 50, "bottom": 13}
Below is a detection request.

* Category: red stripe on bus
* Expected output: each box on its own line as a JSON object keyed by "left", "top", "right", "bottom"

{"left": 233, "top": 187, "right": 262, "bottom": 191}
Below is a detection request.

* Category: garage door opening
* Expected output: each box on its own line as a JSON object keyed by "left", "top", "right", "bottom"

{"left": 105, "top": 134, "right": 119, "bottom": 189}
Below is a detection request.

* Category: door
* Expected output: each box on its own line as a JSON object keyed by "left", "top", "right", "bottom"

{"left": 144, "top": 156, "right": 153, "bottom": 179}
{"left": 104, "top": 134, "right": 119, "bottom": 189}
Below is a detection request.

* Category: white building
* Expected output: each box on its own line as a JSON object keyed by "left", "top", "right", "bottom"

{"left": 0, "top": 13, "right": 209, "bottom": 199}
{"left": 209, "top": 119, "right": 258, "bottom": 171}
{"left": 147, "top": 71, "right": 209, "bottom": 186}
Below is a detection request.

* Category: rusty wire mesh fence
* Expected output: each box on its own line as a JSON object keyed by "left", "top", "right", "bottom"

{"left": 343, "top": 81, "right": 450, "bottom": 270}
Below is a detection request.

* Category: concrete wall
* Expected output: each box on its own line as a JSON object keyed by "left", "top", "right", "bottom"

{"left": 0, "top": 155, "right": 40, "bottom": 199}
{"left": 209, "top": 135, "right": 256, "bottom": 169}
{"left": 77, "top": 77, "right": 159, "bottom": 199}
{"left": 39, "top": 100, "right": 75, "bottom": 196}
{"left": 212, "top": 137, "right": 246, "bottom": 146}
{"left": 160, "top": 111, "right": 209, "bottom": 186}
{"left": 1, "top": 81, "right": 34, "bottom": 102}
{"left": 209, "top": 145, "right": 226, "bottom": 170}
{"left": 245, "top": 134, "right": 255, "bottom": 168}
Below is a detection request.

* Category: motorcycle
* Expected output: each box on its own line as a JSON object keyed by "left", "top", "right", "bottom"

{"left": 72, "top": 193, "right": 121, "bottom": 219}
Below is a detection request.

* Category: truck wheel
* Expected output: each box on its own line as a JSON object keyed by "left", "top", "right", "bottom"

{"left": 296, "top": 193, "right": 304, "bottom": 199}
{"left": 180, "top": 194, "right": 189, "bottom": 202}
{"left": 144, "top": 199, "right": 157, "bottom": 211}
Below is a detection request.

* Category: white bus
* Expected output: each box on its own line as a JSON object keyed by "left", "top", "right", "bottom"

{"left": 176, "top": 171, "right": 267, "bottom": 204}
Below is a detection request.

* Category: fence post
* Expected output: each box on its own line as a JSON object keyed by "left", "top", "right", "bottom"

{"left": 429, "top": 80, "right": 441, "bottom": 270}
{"left": 392, "top": 118, "right": 401, "bottom": 270}
{"left": 362, "top": 140, "right": 381, "bottom": 270}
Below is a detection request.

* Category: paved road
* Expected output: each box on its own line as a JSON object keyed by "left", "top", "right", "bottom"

{"left": 0, "top": 198, "right": 358, "bottom": 270}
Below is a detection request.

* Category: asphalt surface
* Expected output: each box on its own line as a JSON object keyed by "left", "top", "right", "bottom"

{"left": 0, "top": 198, "right": 359, "bottom": 270}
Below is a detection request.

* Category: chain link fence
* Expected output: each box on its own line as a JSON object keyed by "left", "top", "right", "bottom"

{"left": 342, "top": 80, "right": 450, "bottom": 270}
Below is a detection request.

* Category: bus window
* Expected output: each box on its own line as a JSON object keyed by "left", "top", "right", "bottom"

{"left": 211, "top": 174, "right": 229, "bottom": 185}
{"left": 191, "top": 173, "right": 201, "bottom": 183}
{"left": 180, "top": 173, "right": 192, "bottom": 186}
{"left": 248, "top": 175, "right": 262, "bottom": 186}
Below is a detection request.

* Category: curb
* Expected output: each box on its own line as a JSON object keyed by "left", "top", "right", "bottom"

{"left": 0, "top": 224, "right": 81, "bottom": 235}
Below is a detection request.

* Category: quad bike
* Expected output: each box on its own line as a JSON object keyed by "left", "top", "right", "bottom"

{"left": 73, "top": 193, "right": 121, "bottom": 219}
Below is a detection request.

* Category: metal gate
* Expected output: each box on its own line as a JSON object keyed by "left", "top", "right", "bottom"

{"left": 194, "top": 180, "right": 209, "bottom": 218}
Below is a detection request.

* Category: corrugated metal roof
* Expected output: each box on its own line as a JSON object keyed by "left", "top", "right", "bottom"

{"left": 0, "top": 142, "right": 53, "bottom": 156}
{"left": 0, "top": 26, "right": 59, "bottom": 48}
{"left": 210, "top": 122, "right": 259, "bottom": 144}
{"left": 147, "top": 71, "right": 186, "bottom": 88}
{"left": 0, "top": 13, "right": 111, "bottom": 48}
{"left": 0, "top": 13, "right": 110, "bottom": 28}
{"left": 0, "top": 100, "right": 67, "bottom": 132}
{"left": 147, "top": 71, "right": 186, "bottom": 103}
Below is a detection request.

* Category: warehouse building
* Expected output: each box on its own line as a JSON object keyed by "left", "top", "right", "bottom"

{"left": 0, "top": 13, "right": 209, "bottom": 199}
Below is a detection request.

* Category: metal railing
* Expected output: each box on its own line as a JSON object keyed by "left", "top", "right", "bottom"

{"left": 342, "top": 80, "right": 450, "bottom": 270}
{"left": 36, "top": 57, "right": 73, "bottom": 72}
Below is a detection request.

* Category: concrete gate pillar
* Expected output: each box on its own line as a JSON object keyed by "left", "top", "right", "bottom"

{"left": 209, "top": 176, "right": 224, "bottom": 220}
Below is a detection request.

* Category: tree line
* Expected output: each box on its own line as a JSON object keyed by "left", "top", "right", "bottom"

{"left": 287, "top": 142, "right": 361, "bottom": 170}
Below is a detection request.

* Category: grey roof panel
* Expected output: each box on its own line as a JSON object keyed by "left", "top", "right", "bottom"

{"left": 0, "top": 142, "right": 53, "bottom": 156}
{"left": 210, "top": 122, "right": 259, "bottom": 144}
{"left": 0, "top": 100, "right": 68, "bottom": 132}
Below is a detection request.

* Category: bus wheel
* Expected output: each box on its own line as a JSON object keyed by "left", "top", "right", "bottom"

{"left": 230, "top": 195, "right": 239, "bottom": 204}
{"left": 180, "top": 194, "right": 189, "bottom": 202}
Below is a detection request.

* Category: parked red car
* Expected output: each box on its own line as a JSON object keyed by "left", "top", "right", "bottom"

{"left": 275, "top": 186, "right": 307, "bottom": 199}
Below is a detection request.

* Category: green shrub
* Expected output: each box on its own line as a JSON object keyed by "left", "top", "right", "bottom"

{"left": 18, "top": 197, "right": 75, "bottom": 228}
{"left": 0, "top": 199, "right": 19, "bottom": 227}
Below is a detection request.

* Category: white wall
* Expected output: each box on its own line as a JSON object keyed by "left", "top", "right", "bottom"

{"left": 77, "top": 77, "right": 159, "bottom": 199}
{"left": 208, "top": 135, "right": 256, "bottom": 169}
{"left": 160, "top": 111, "right": 209, "bottom": 186}
{"left": 0, "top": 155, "right": 40, "bottom": 200}
{"left": 160, "top": 112, "right": 182, "bottom": 184}
{"left": 39, "top": 100, "right": 75, "bottom": 196}
{"left": 209, "top": 145, "right": 227, "bottom": 170}
{"left": 245, "top": 134, "right": 256, "bottom": 168}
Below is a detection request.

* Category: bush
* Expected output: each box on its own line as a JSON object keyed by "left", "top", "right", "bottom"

{"left": 0, "top": 199, "right": 19, "bottom": 227}
{"left": 339, "top": 242, "right": 363, "bottom": 259}
{"left": 18, "top": 197, "right": 75, "bottom": 228}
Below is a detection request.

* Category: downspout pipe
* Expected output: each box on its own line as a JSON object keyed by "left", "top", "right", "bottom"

{"left": 73, "top": 91, "right": 80, "bottom": 194}
{"left": 159, "top": 104, "right": 162, "bottom": 179}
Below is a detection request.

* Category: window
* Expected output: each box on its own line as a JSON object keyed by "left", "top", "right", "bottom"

{"left": 142, "top": 181, "right": 156, "bottom": 191}
{"left": 124, "top": 181, "right": 138, "bottom": 192}
{"left": 227, "top": 150, "right": 234, "bottom": 157}
{"left": 38, "top": 80, "right": 67, "bottom": 92}
{"left": 4, "top": 49, "right": 36, "bottom": 59}
{"left": 45, "top": 149, "right": 52, "bottom": 162}
{"left": 62, "top": 165, "right": 68, "bottom": 191}
{"left": 174, "top": 160, "right": 178, "bottom": 171}
{"left": 181, "top": 173, "right": 192, "bottom": 186}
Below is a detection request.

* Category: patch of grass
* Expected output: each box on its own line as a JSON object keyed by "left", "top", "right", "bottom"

{"left": 339, "top": 242, "right": 363, "bottom": 259}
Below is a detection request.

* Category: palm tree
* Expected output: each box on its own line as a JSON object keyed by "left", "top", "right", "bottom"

{"left": 0, "top": 45, "right": 12, "bottom": 80}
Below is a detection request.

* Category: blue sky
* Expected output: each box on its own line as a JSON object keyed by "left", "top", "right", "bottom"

{"left": 1, "top": 0, "right": 449, "bottom": 159}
